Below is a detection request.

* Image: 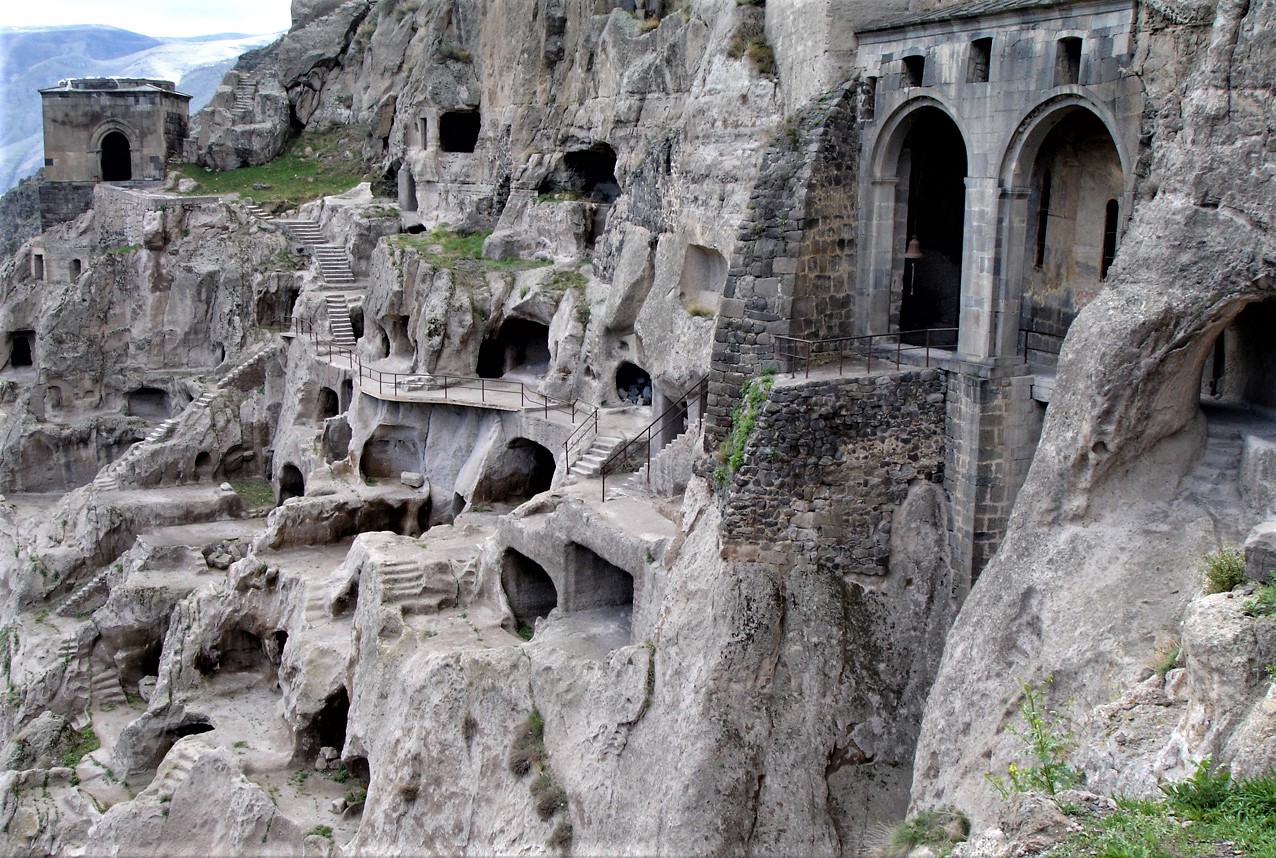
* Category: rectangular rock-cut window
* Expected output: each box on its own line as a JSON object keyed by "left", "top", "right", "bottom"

{"left": 439, "top": 110, "right": 480, "bottom": 153}
{"left": 32, "top": 253, "right": 44, "bottom": 280}
{"left": 70, "top": 259, "right": 82, "bottom": 279}
{"left": 419, "top": 117, "right": 428, "bottom": 147}
{"left": 902, "top": 55, "right": 926, "bottom": 88}
{"left": 1100, "top": 199, "right": 1119, "bottom": 279}
{"left": 967, "top": 38, "right": 992, "bottom": 84}
{"left": 1055, "top": 37, "right": 1082, "bottom": 86}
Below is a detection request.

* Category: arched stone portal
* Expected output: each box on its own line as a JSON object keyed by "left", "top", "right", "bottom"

{"left": 895, "top": 108, "right": 968, "bottom": 346}
{"left": 1016, "top": 106, "right": 1124, "bottom": 367}
{"left": 100, "top": 131, "right": 132, "bottom": 181}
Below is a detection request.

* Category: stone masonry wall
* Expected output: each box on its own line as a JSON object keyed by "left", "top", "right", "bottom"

{"left": 720, "top": 369, "right": 947, "bottom": 578}
{"left": 706, "top": 81, "right": 865, "bottom": 450}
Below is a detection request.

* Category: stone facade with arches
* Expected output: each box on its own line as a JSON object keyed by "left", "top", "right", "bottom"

{"left": 708, "top": 0, "right": 1147, "bottom": 584}
{"left": 38, "top": 78, "right": 191, "bottom": 228}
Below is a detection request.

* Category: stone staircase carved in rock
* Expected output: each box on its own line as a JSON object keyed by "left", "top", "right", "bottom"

{"left": 568, "top": 435, "right": 626, "bottom": 479}
{"left": 232, "top": 73, "right": 257, "bottom": 115}
{"left": 243, "top": 202, "right": 355, "bottom": 285}
{"left": 90, "top": 341, "right": 279, "bottom": 492}
{"left": 324, "top": 294, "right": 358, "bottom": 350}
{"left": 144, "top": 738, "right": 208, "bottom": 799}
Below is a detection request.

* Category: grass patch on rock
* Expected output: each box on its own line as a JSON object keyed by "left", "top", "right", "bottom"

{"left": 172, "top": 128, "right": 370, "bottom": 209}
{"left": 229, "top": 477, "right": 276, "bottom": 510}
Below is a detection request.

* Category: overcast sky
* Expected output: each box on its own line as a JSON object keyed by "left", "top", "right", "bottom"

{"left": 0, "top": 0, "right": 291, "bottom": 38}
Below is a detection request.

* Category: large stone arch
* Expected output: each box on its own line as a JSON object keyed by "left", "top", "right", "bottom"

{"left": 858, "top": 96, "right": 973, "bottom": 344}
{"left": 991, "top": 95, "right": 1135, "bottom": 360}
{"left": 89, "top": 121, "right": 141, "bottom": 182}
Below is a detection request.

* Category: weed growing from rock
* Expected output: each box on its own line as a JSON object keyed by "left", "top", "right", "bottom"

{"left": 60, "top": 725, "right": 100, "bottom": 768}
{"left": 1202, "top": 547, "right": 1245, "bottom": 594}
{"left": 507, "top": 708, "right": 545, "bottom": 777}
{"left": 713, "top": 370, "right": 775, "bottom": 489}
{"left": 1159, "top": 757, "right": 1231, "bottom": 819}
{"left": 985, "top": 676, "right": 1077, "bottom": 799}
{"left": 876, "top": 809, "right": 969, "bottom": 858}
{"left": 1151, "top": 639, "right": 1180, "bottom": 679}
{"left": 1243, "top": 573, "right": 1276, "bottom": 617}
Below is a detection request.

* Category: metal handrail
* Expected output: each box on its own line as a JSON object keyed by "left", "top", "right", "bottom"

{"left": 772, "top": 327, "right": 958, "bottom": 378}
{"left": 599, "top": 375, "right": 709, "bottom": 501}
{"left": 282, "top": 313, "right": 597, "bottom": 425}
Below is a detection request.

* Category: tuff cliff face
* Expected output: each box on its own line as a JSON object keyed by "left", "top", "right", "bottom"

{"left": 912, "top": 0, "right": 1276, "bottom": 828}
{"left": 0, "top": 0, "right": 1273, "bottom": 854}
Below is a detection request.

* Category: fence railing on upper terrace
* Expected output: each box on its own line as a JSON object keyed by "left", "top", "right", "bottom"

{"left": 275, "top": 314, "right": 599, "bottom": 468}
{"left": 772, "top": 327, "right": 959, "bottom": 378}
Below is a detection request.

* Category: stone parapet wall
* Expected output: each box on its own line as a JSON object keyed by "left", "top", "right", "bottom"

{"left": 720, "top": 368, "right": 947, "bottom": 577}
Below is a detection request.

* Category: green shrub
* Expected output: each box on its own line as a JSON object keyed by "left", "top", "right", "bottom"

{"left": 308, "top": 824, "right": 333, "bottom": 838}
{"left": 530, "top": 771, "right": 567, "bottom": 820}
{"left": 1202, "top": 547, "right": 1245, "bottom": 594}
{"left": 1160, "top": 757, "right": 1231, "bottom": 820}
{"left": 985, "top": 676, "right": 1077, "bottom": 798}
{"left": 714, "top": 371, "right": 775, "bottom": 488}
{"left": 60, "top": 725, "right": 100, "bottom": 768}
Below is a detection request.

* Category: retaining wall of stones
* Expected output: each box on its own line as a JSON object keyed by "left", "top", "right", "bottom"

{"left": 719, "top": 368, "right": 946, "bottom": 578}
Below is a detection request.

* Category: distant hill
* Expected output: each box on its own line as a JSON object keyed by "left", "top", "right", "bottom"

{"left": 0, "top": 25, "right": 279, "bottom": 194}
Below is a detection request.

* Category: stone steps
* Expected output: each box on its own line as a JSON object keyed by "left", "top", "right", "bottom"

{"left": 232, "top": 74, "right": 257, "bottom": 113}
{"left": 304, "top": 582, "right": 331, "bottom": 622}
{"left": 243, "top": 207, "right": 357, "bottom": 285}
{"left": 147, "top": 739, "right": 206, "bottom": 799}
{"left": 55, "top": 566, "right": 117, "bottom": 618}
{"left": 324, "top": 294, "right": 358, "bottom": 350}
{"left": 89, "top": 665, "right": 128, "bottom": 709}
{"left": 89, "top": 342, "right": 277, "bottom": 492}
{"left": 568, "top": 436, "right": 625, "bottom": 478}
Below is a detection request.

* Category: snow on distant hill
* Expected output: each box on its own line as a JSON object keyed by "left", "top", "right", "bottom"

{"left": 0, "top": 26, "right": 279, "bottom": 194}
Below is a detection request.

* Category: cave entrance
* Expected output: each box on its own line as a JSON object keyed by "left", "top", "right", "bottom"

{"left": 476, "top": 319, "right": 551, "bottom": 379}
{"left": 359, "top": 425, "right": 422, "bottom": 479}
{"left": 1020, "top": 107, "right": 1123, "bottom": 367}
{"left": 194, "top": 451, "right": 212, "bottom": 481}
{"left": 538, "top": 143, "right": 621, "bottom": 203}
{"left": 194, "top": 625, "right": 267, "bottom": 676}
{"left": 565, "top": 542, "right": 634, "bottom": 615}
{"left": 616, "top": 362, "right": 652, "bottom": 406}
{"left": 101, "top": 131, "right": 132, "bottom": 181}
{"left": 127, "top": 387, "right": 171, "bottom": 420}
{"left": 279, "top": 463, "right": 305, "bottom": 504}
{"left": 1201, "top": 300, "right": 1276, "bottom": 412}
{"left": 501, "top": 548, "right": 557, "bottom": 632}
{"left": 439, "top": 110, "right": 480, "bottom": 153}
{"left": 510, "top": 438, "right": 556, "bottom": 498}
{"left": 896, "top": 108, "right": 966, "bottom": 348}
{"left": 6, "top": 330, "right": 34, "bottom": 369}
{"left": 319, "top": 386, "right": 340, "bottom": 419}
{"left": 314, "top": 687, "right": 349, "bottom": 753}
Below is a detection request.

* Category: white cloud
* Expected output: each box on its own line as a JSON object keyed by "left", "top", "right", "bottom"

{"left": 0, "top": 0, "right": 291, "bottom": 38}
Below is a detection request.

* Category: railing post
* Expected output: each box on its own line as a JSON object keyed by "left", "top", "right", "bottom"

{"left": 897, "top": 336, "right": 902, "bottom": 369}
{"left": 925, "top": 327, "right": 931, "bottom": 367}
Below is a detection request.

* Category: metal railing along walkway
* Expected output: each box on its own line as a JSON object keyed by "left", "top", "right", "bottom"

{"left": 772, "top": 327, "right": 958, "bottom": 378}
{"left": 599, "top": 375, "right": 709, "bottom": 501}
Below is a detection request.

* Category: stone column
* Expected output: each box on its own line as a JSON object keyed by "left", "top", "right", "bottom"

{"left": 956, "top": 175, "right": 999, "bottom": 361}
{"left": 944, "top": 361, "right": 1043, "bottom": 588}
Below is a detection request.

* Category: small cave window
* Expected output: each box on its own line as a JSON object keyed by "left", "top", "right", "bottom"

{"left": 616, "top": 362, "right": 652, "bottom": 406}
{"left": 69, "top": 259, "right": 83, "bottom": 280}
{"left": 279, "top": 463, "right": 305, "bottom": 504}
{"left": 101, "top": 131, "right": 132, "bottom": 181}
{"left": 1034, "top": 169, "right": 1052, "bottom": 269}
{"left": 341, "top": 379, "right": 354, "bottom": 410}
{"left": 127, "top": 386, "right": 171, "bottom": 420}
{"left": 677, "top": 244, "right": 727, "bottom": 313}
{"left": 349, "top": 306, "right": 365, "bottom": 340}
{"left": 439, "top": 110, "right": 481, "bottom": 153}
{"left": 967, "top": 38, "right": 992, "bottom": 83}
{"left": 1055, "top": 37, "right": 1082, "bottom": 86}
{"left": 319, "top": 386, "right": 340, "bottom": 419}
{"left": 195, "top": 626, "right": 266, "bottom": 675}
{"left": 902, "top": 55, "right": 926, "bottom": 87}
{"left": 419, "top": 117, "right": 428, "bottom": 147}
{"left": 501, "top": 548, "right": 557, "bottom": 631}
{"left": 7, "top": 331, "right": 34, "bottom": 369}
{"left": 359, "top": 425, "right": 422, "bottom": 479}
{"left": 1100, "top": 199, "right": 1120, "bottom": 279}
{"left": 32, "top": 254, "right": 44, "bottom": 280}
